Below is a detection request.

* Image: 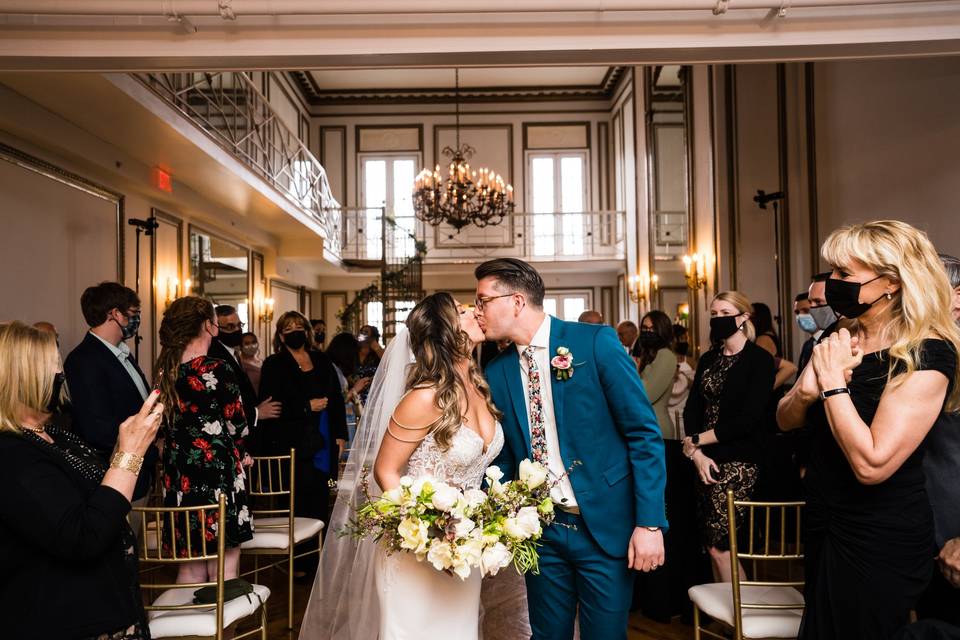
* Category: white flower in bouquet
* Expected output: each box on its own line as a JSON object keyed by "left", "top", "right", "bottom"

{"left": 399, "top": 476, "right": 413, "bottom": 488}
{"left": 398, "top": 517, "right": 429, "bottom": 554}
{"left": 519, "top": 459, "right": 549, "bottom": 490}
{"left": 480, "top": 542, "right": 513, "bottom": 576}
{"left": 485, "top": 465, "right": 504, "bottom": 483}
{"left": 381, "top": 487, "right": 403, "bottom": 505}
{"left": 453, "top": 516, "right": 476, "bottom": 539}
{"left": 451, "top": 556, "right": 473, "bottom": 580}
{"left": 516, "top": 505, "right": 543, "bottom": 538}
{"left": 459, "top": 537, "right": 485, "bottom": 569}
{"left": 410, "top": 477, "right": 434, "bottom": 498}
{"left": 463, "top": 488, "right": 488, "bottom": 509}
{"left": 431, "top": 482, "right": 462, "bottom": 512}
{"left": 427, "top": 540, "right": 455, "bottom": 571}
{"left": 504, "top": 517, "right": 530, "bottom": 540}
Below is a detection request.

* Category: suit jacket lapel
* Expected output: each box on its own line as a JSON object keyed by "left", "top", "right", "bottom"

{"left": 89, "top": 334, "right": 145, "bottom": 401}
{"left": 548, "top": 316, "right": 566, "bottom": 440}
{"left": 502, "top": 344, "right": 532, "bottom": 455}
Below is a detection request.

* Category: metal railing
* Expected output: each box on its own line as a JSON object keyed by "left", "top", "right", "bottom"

{"left": 340, "top": 210, "right": 625, "bottom": 264}
{"left": 135, "top": 71, "right": 342, "bottom": 256}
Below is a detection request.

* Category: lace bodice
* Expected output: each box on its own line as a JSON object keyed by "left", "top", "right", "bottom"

{"left": 405, "top": 423, "right": 504, "bottom": 489}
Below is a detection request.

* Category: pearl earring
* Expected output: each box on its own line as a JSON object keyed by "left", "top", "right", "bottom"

{"left": 886, "top": 292, "right": 892, "bottom": 300}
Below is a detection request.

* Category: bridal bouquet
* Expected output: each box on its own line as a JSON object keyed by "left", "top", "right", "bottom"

{"left": 343, "top": 459, "right": 564, "bottom": 580}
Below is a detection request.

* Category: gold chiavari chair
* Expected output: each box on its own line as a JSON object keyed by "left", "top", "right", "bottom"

{"left": 689, "top": 490, "right": 806, "bottom": 640}
{"left": 135, "top": 494, "right": 271, "bottom": 640}
{"left": 240, "top": 449, "right": 325, "bottom": 629}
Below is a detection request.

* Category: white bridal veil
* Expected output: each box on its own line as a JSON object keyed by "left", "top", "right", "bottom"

{"left": 298, "top": 328, "right": 414, "bottom": 640}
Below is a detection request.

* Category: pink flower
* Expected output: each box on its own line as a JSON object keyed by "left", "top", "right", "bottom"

{"left": 550, "top": 355, "right": 572, "bottom": 370}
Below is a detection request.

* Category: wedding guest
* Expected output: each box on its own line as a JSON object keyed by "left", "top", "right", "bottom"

{"left": 259, "top": 312, "right": 347, "bottom": 523}
{"left": 916, "top": 253, "right": 960, "bottom": 626}
{"left": 311, "top": 318, "right": 326, "bottom": 351}
{"left": 239, "top": 331, "right": 262, "bottom": 395}
{"left": 0, "top": 321, "right": 161, "bottom": 639}
{"left": 355, "top": 324, "right": 382, "bottom": 404}
{"left": 616, "top": 320, "right": 639, "bottom": 353}
{"left": 155, "top": 297, "right": 253, "bottom": 584}
{"left": 798, "top": 272, "right": 838, "bottom": 373}
{"left": 32, "top": 321, "right": 59, "bottom": 347}
{"left": 683, "top": 291, "right": 776, "bottom": 582}
{"left": 325, "top": 332, "right": 370, "bottom": 445}
{"left": 637, "top": 311, "right": 679, "bottom": 440}
{"left": 209, "top": 305, "right": 280, "bottom": 453}
{"left": 751, "top": 301, "right": 782, "bottom": 357}
{"left": 578, "top": 309, "right": 604, "bottom": 324}
{"left": 777, "top": 220, "right": 960, "bottom": 639}
{"left": 65, "top": 282, "right": 156, "bottom": 509}
{"left": 667, "top": 324, "right": 696, "bottom": 435}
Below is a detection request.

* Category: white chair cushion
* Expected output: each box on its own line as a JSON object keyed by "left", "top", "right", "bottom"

{"left": 240, "top": 516, "right": 324, "bottom": 550}
{"left": 689, "top": 582, "right": 804, "bottom": 639}
{"left": 142, "top": 521, "right": 161, "bottom": 552}
{"left": 147, "top": 584, "right": 271, "bottom": 638}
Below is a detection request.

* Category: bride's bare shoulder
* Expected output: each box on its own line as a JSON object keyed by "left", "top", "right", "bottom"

{"left": 393, "top": 386, "right": 443, "bottom": 430}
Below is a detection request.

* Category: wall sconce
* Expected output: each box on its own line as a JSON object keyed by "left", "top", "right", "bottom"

{"left": 682, "top": 253, "right": 708, "bottom": 290}
{"left": 259, "top": 298, "right": 275, "bottom": 324}
{"left": 628, "top": 273, "right": 659, "bottom": 303}
{"left": 184, "top": 278, "right": 193, "bottom": 297}
{"left": 164, "top": 277, "right": 180, "bottom": 308}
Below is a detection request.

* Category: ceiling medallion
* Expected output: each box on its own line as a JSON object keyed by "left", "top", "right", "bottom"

{"left": 413, "top": 69, "right": 514, "bottom": 231}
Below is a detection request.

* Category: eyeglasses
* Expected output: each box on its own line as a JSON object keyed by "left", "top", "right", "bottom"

{"left": 474, "top": 293, "right": 516, "bottom": 311}
{"left": 219, "top": 321, "right": 245, "bottom": 332}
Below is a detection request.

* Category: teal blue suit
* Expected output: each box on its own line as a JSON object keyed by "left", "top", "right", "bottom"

{"left": 486, "top": 316, "right": 667, "bottom": 640}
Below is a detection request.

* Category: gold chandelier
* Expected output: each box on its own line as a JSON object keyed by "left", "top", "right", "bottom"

{"left": 413, "top": 69, "right": 515, "bottom": 231}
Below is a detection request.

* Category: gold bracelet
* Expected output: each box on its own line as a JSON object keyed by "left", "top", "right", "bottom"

{"left": 110, "top": 451, "right": 144, "bottom": 476}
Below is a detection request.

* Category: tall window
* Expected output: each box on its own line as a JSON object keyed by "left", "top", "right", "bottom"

{"left": 542, "top": 291, "right": 592, "bottom": 322}
{"left": 365, "top": 301, "right": 383, "bottom": 336}
{"left": 528, "top": 152, "right": 587, "bottom": 257}
{"left": 360, "top": 155, "right": 418, "bottom": 260}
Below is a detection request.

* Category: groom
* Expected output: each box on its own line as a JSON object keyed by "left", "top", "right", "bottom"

{"left": 476, "top": 258, "right": 667, "bottom": 640}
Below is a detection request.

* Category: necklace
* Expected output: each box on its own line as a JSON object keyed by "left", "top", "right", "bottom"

{"left": 20, "top": 423, "right": 47, "bottom": 434}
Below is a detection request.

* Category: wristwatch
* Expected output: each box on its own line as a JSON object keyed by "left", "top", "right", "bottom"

{"left": 644, "top": 526, "right": 660, "bottom": 532}
{"left": 691, "top": 433, "right": 700, "bottom": 446}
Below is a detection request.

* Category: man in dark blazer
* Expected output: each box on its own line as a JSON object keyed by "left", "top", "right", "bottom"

{"left": 209, "top": 304, "right": 280, "bottom": 452}
{"left": 64, "top": 282, "right": 156, "bottom": 502}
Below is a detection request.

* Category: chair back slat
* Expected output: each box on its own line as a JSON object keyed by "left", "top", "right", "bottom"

{"left": 726, "top": 490, "right": 806, "bottom": 639}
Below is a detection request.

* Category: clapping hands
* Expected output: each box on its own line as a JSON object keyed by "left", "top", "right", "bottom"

{"left": 812, "top": 328, "right": 862, "bottom": 392}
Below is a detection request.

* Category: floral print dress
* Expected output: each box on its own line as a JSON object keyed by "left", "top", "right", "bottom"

{"left": 162, "top": 356, "right": 253, "bottom": 552}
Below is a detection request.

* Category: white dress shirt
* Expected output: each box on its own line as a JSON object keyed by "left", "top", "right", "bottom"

{"left": 90, "top": 331, "right": 149, "bottom": 400}
{"left": 515, "top": 315, "right": 578, "bottom": 509}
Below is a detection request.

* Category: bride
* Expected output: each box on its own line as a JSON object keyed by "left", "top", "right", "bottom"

{"left": 299, "top": 292, "right": 507, "bottom": 639}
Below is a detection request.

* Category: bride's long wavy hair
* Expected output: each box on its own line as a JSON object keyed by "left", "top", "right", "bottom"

{"left": 404, "top": 292, "right": 501, "bottom": 450}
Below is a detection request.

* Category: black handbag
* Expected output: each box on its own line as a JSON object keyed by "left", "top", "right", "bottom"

{"left": 193, "top": 578, "right": 260, "bottom": 605}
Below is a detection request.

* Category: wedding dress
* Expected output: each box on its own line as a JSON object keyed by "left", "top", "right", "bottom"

{"left": 375, "top": 423, "right": 503, "bottom": 640}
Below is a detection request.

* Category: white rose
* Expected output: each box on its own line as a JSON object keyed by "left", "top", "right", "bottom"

{"left": 481, "top": 543, "right": 513, "bottom": 576}
{"left": 398, "top": 518, "right": 429, "bottom": 553}
{"left": 453, "top": 517, "right": 476, "bottom": 539}
{"left": 410, "top": 477, "right": 434, "bottom": 498}
{"left": 519, "top": 459, "right": 548, "bottom": 490}
{"left": 504, "top": 517, "right": 529, "bottom": 540}
{"left": 201, "top": 420, "right": 223, "bottom": 436}
{"left": 399, "top": 476, "right": 414, "bottom": 488}
{"left": 516, "top": 506, "right": 542, "bottom": 538}
{"left": 427, "top": 541, "right": 454, "bottom": 571}
{"left": 463, "top": 488, "right": 488, "bottom": 509}
{"left": 485, "top": 466, "right": 504, "bottom": 483}
{"left": 381, "top": 488, "right": 403, "bottom": 504}
{"left": 431, "top": 482, "right": 462, "bottom": 512}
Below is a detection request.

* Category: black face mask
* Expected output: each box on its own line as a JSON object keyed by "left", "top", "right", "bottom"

{"left": 825, "top": 275, "right": 887, "bottom": 319}
{"left": 314, "top": 332, "right": 325, "bottom": 345}
{"left": 709, "top": 315, "right": 743, "bottom": 342}
{"left": 113, "top": 311, "right": 141, "bottom": 341}
{"left": 283, "top": 330, "right": 308, "bottom": 350}
{"left": 47, "top": 372, "right": 66, "bottom": 413}
{"left": 638, "top": 330, "right": 667, "bottom": 350}
{"left": 675, "top": 342, "right": 690, "bottom": 356}
{"left": 219, "top": 329, "right": 243, "bottom": 348}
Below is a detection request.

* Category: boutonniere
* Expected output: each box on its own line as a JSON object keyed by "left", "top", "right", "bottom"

{"left": 551, "top": 347, "right": 576, "bottom": 381}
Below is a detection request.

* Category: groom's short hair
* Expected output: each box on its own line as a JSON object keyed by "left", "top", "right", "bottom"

{"left": 475, "top": 258, "right": 545, "bottom": 308}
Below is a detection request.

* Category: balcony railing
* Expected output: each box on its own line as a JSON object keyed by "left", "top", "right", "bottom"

{"left": 135, "top": 72, "right": 342, "bottom": 256}
{"left": 340, "top": 210, "right": 624, "bottom": 264}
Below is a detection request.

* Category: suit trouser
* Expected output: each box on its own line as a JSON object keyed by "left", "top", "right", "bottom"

{"left": 526, "top": 509, "right": 634, "bottom": 640}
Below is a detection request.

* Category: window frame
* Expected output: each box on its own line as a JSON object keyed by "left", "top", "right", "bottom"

{"left": 524, "top": 149, "right": 591, "bottom": 257}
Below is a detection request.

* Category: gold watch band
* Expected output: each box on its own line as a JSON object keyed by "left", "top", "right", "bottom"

{"left": 110, "top": 451, "right": 144, "bottom": 476}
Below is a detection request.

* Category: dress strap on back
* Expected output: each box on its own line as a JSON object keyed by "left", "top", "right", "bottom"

{"left": 385, "top": 386, "right": 444, "bottom": 442}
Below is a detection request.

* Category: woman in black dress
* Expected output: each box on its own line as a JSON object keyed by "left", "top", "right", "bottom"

{"left": 258, "top": 311, "right": 347, "bottom": 522}
{"left": 778, "top": 220, "right": 960, "bottom": 639}
{"left": 154, "top": 297, "right": 253, "bottom": 584}
{"left": 0, "top": 321, "right": 162, "bottom": 639}
{"left": 683, "top": 291, "right": 776, "bottom": 583}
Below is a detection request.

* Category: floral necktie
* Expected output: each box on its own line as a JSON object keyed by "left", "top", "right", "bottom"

{"left": 522, "top": 346, "right": 548, "bottom": 464}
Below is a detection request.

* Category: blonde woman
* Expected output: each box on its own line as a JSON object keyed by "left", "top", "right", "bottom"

{"left": 0, "top": 321, "right": 161, "bottom": 639}
{"left": 682, "top": 291, "right": 776, "bottom": 582}
{"left": 778, "top": 220, "right": 960, "bottom": 640}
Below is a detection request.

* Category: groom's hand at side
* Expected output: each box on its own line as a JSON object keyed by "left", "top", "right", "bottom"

{"left": 628, "top": 527, "right": 665, "bottom": 572}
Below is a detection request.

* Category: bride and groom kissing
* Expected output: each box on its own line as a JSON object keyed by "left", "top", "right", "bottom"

{"left": 301, "top": 258, "right": 668, "bottom": 640}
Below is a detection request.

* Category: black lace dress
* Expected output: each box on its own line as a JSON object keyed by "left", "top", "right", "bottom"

{"left": 799, "top": 339, "right": 957, "bottom": 640}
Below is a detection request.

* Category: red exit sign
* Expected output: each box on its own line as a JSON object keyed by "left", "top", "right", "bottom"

{"left": 152, "top": 167, "right": 173, "bottom": 193}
